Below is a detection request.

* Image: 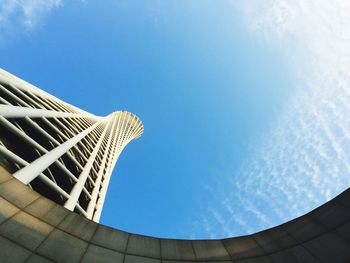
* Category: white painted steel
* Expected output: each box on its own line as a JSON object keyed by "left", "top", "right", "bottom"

{"left": 0, "top": 68, "right": 143, "bottom": 221}
{"left": 64, "top": 119, "right": 109, "bottom": 210}
{"left": 86, "top": 114, "right": 117, "bottom": 219}
{"left": 92, "top": 111, "right": 143, "bottom": 222}
{"left": 12, "top": 120, "right": 102, "bottom": 184}
{"left": 0, "top": 145, "right": 70, "bottom": 198}
{"left": 0, "top": 104, "right": 86, "bottom": 118}
{"left": 0, "top": 69, "right": 98, "bottom": 119}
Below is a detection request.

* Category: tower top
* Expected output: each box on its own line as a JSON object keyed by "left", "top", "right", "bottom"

{"left": 111, "top": 110, "right": 144, "bottom": 139}
{"left": 0, "top": 68, "right": 143, "bottom": 222}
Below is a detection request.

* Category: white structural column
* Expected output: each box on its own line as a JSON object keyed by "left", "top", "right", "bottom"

{"left": 64, "top": 117, "right": 110, "bottom": 211}
{"left": 0, "top": 145, "right": 70, "bottom": 198}
{"left": 0, "top": 105, "right": 86, "bottom": 118}
{"left": 92, "top": 113, "right": 126, "bottom": 222}
{"left": 12, "top": 120, "right": 103, "bottom": 184}
{"left": 93, "top": 111, "right": 144, "bottom": 222}
{"left": 0, "top": 69, "right": 97, "bottom": 120}
{"left": 86, "top": 114, "right": 117, "bottom": 219}
{"left": 0, "top": 68, "right": 143, "bottom": 221}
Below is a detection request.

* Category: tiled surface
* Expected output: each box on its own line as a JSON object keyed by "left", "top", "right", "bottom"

{"left": 304, "top": 232, "right": 350, "bottom": 262}
{"left": 24, "top": 197, "right": 68, "bottom": 226}
{"left": 223, "top": 236, "right": 264, "bottom": 259}
{"left": 0, "top": 235, "right": 31, "bottom": 262}
{"left": 124, "top": 255, "right": 161, "bottom": 263}
{"left": 26, "top": 254, "right": 54, "bottom": 263}
{"left": 336, "top": 221, "right": 350, "bottom": 241}
{"left": 91, "top": 224, "right": 129, "bottom": 252}
{"left": 57, "top": 212, "right": 97, "bottom": 241}
{"left": 0, "top": 196, "right": 19, "bottom": 224}
{"left": 36, "top": 228, "right": 89, "bottom": 263}
{"left": 161, "top": 239, "right": 196, "bottom": 260}
{"left": 234, "top": 256, "right": 272, "bottom": 263}
{"left": 312, "top": 201, "right": 350, "bottom": 228}
{"left": 0, "top": 211, "right": 53, "bottom": 250}
{"left": 0, "top": 166, "right": 12, "bottom": 184}
{"left": 127, "top": 234, "right": 161, "bottom": 258}
{"left": 81, "top": 244, "right": 124, "bottom": 263}
{"left": 0, "top": 169, "right": 350, "bottom": 262}
{"left": 192, "top": 240, "right": 231, "bottom": 260}
{"left": 269, "top": 245, "right": 319, "bottom": 263}
{"left": 0, "top": 179, "right": 40, "bottom": 208}
{"left": 253, "top": 227, "right": 295, "bottom": 254}
{"left": 282, "top": 216, "right": 327, "bottom": 243}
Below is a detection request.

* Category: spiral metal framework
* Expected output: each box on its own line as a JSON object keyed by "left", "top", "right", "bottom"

{"left": 0, "top": 68, "right": 143, "bottom": 222}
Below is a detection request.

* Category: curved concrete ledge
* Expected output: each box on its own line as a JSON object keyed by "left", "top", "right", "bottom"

{"left": 0, "top": 167, "right": 350, "bottom": 263}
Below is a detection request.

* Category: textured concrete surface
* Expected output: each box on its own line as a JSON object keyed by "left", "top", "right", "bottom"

{"left": 0, "top": 166, "right": 350, "bottom": 262}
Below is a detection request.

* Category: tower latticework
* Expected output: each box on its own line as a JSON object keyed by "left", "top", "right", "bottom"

{"left": 0, "top": 69, "right": 143, "bottom": 222}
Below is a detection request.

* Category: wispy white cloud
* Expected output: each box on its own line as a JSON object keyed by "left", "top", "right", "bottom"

{"left": 195, "top": 0, "right": 350, "bottom": 238}
{"left": 0, "top": 0, "right": 62, "bottom": 39}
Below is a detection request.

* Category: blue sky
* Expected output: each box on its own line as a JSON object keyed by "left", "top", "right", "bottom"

{"left": 1, "top": 0, "right": 350, "bottom": 239}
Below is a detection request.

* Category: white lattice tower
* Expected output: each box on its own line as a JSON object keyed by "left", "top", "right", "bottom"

{"left": 0, "top": 68, "right": 143, "bottom": 222}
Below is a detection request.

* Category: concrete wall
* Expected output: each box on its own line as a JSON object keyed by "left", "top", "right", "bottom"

{"left": 0, "top": 166, "right": 350, "bottom": 262}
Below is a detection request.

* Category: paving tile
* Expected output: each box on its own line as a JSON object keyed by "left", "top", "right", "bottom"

{"left": 282, "top": 216, "right": 327, "bottom": 243}
{"left": 0, "top": 196, "right": 19, "bottom": 225}
{"left": 304, "top": 231, "right": 350, "bottom": 262}
{"left": 91, "top": 224, "right": 128, "bottom": 252}
{"left": 0, "top": 166, "right": 12, "bottom": 184}
{"left": 312, "top": 201, "right": 350, "bottom": 229}
{"left": 253, "top": 226, "right": 295, "bottom": 254}
{"left": 222, "top": 236, "right": 264, "bottom": 260}
{"left": 57, "top": 212, "right": 97, "bottom": 241}
{"left": 0, "top": 211, "right": 53, "bottom": 250}
{"left": 0, "top": 179, "right": 40, "bottom": 208}
{"left": 234, "top": 256, "right": 272, "bottom": 263}
{"left": 81, "top": 244, "right": 124, "bottom": 263}
{"left": 24, "top": 196, "right": 69, "bottom": 227}
{"left": 336, "top": 221, "right": 350, "bottom": 241}
{"left": 161, "top": 239, "right": 196, "bottom": 260}
{"left": 26, "top": 254, "right": 54, "bottom": 263}
{"left": 36, "top": 228, "right": 88, "bottom": 263}
{"left": 161, "top": 261, "right": 194, "bottom": 263}
{"left": 0, "top": 235, "right": 31, "bottom": 263}
{"left": 163, "top": 261, "right": 232, "bottom": 263}
{"left": 127, "top": 234, "right": 160, "bottom": 258}
{"left": 270, "top": 245, "right": 318, "bottom": 263}
{"left": 192, "top": 240, "right": 231, "bottom": 261}
{"left": 124, "top": 255, "right": 160, "bottom": 263}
